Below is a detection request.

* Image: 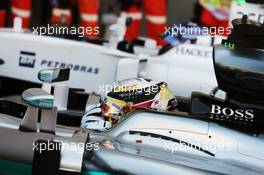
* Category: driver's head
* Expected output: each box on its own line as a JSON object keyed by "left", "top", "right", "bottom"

{"left": 101, "top": 78, "right": 177, "bottom": 124}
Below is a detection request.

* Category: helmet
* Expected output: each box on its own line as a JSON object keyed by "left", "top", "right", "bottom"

{"left": 101, "top": 78, "right": 177, "bottom": 124}
{"left": 81, "top": 78, "right": 177, "bottom": 130}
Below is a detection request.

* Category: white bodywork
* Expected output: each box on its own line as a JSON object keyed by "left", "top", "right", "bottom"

{"left": 0, "top": 29, "right": 219, "bottom": 98}
{"left": 140, "top": 44, "right": 218, "bottom": 97}
{"left": 0, "top": 30, "right": 137, "bottom": 96}
{"left": 0, "top": 1, "right": 262, "bottom": 98}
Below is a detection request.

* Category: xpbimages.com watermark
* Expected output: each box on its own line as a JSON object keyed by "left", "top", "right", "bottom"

{"left": 164, "top": 24, "right": 232, "bottom": 37}
{"left": 164, "top": 141, "right": 232, "bottom": 154}
{"left": 98, "top": 82, "right": 167, "bottom": 95}
{"left": 32, "top": 24, "right": 100, "bottom": 38}
{"left": 33, "top": 140, "right": 100, "bottom": 154}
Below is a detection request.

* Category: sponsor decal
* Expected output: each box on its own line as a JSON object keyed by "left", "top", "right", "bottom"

{"left": 210, "top": 104, "right": 254, "bottom": 122}
{"left": 175, "top": 46, "right": 212, "bottom": 58}
{"left": 18, "top": 51, "right": 99, "bottom": 74}
{"left": 40, "top": 59, "right": 99, "bottom": 74}
{"left": 19, "top": 51, "right": 36, "bottom": 68}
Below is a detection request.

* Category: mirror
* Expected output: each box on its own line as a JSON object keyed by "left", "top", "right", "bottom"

{"left": 38, "top": 68, "right": 70, "bottom": 83}
{"left": 22, "top": 88, "right": 54, "bottom": 109}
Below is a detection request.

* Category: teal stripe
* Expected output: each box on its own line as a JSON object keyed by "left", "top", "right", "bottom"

{"left": 82, "top": 171, "right": 112, "bottom": 175}
{"left": 0, "top": 159, "right": 111, "bottom": 175}
{"left": 0, "top": 159, "right": 32, "bottom": 175}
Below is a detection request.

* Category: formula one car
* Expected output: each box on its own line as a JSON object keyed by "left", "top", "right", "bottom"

{"left": 0, "top": 0, "right": 261, "bottom": 99}
{"left": 0, "top": 16, "right": 263, "bottom": 175}
{"left": 0, "top": 87, "right": 225, "bottom": 175}
{"left": 0, "top": 94, "right": 262, "bottom": 175}
{"left": 82, "top": 15, "right": 264, "bottom": 173}
{"left": 0, "top": 20, "right": 218, "bottom": 99}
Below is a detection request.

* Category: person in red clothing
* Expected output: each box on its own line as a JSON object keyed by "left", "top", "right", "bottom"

{"left": 119, "top": 0, "right": 167, "bottom": 45}
{"left": 50, "top": 0, "right": 99, "bottom": 38}
{"left": 77, "top": 0, "right": 99, "bottom": 38}
{"left": 10, "top": 0, "right": 32, "bottom": 28}
{"left": 0, "top": 0, "right": 32, "bottom": 28}
{"left": 50, "top": 0, "right": 73, "bottom": 26}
